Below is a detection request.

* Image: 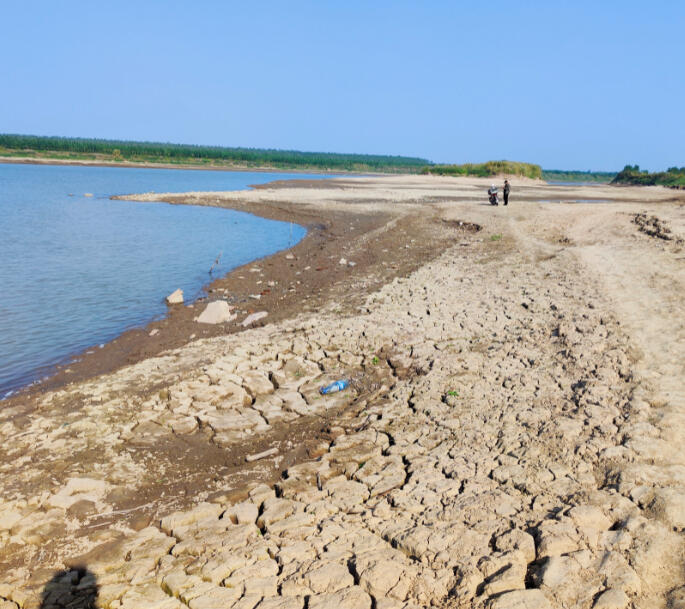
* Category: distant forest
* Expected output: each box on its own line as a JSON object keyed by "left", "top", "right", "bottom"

{"left": 0, "top": 134, "right": 429, "bottom": 172}
{"left": 420, "top": 161, "right": 542, "bottom": 179}
{"left": 541, "top": 169, "right": 616, "bottom": 183}
{"left": 612, "top": 165, "right": 685, "bottom": 188}
{"left": 3, "top": 134, "right": 678, "bottom": 186}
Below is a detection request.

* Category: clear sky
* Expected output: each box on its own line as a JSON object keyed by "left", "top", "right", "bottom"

{"left": 1, "top": 1, "right": 683, "bottom": 171}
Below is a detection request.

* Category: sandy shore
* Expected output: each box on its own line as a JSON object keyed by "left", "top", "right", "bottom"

{"left": 0, "top": 155, "right": 365, "bottom": 174}
{"left": 1, "top": 176, "right": 684, "bottom": 609}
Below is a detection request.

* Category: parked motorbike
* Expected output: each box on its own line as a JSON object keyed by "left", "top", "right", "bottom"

{"left": 488, "top": 187, "right": 499, "bottom": 206}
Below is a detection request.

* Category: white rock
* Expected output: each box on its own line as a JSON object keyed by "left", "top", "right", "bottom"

{"left": 649, "top": 488, "right": 685, "bottom": 530}
{"left": 241, "top": 311, "right": 268, "bottom": 327}
{"left": 309, "top": 586, "right": 372, "bottom": 609}
{"left": 246, "top": 447, "right": 278, "bottom": 462}
{"left": 593, "top": 588, "right": 630, "bottom": 609}
{"left": 48, "top": 477, "right": 109, "bottom": 510}
{"left": 339, "top": 258, "right": 347, "bottom": 265}
{"left": 197, "top": 301, "right": 236, "bottom": 324}
{"left": 489, "top": 589, "right": 551, "bottom": 609}
{"left": 166, "top": 288, "right": 184, "bottom": 305}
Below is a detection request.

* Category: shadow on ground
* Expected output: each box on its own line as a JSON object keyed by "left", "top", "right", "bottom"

{"left": 40, "top": 568, "right": 98, "bottom": 609}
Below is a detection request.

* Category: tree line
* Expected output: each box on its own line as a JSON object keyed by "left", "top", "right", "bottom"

{"left": 0, "top": 134, "right": 430, "bottom": 172}
{"left": 612, "top": 165, "right": 685, "bottom": 188}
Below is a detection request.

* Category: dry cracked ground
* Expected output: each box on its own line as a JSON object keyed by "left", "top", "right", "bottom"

{"left": 1, "top": 176, "right": 684, "bottom": 609}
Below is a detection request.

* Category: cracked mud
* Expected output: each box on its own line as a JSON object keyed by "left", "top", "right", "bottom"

{"left": 1, "top": 176, "right": 684, "bottom": 609}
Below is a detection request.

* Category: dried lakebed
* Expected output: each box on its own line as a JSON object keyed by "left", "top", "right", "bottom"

{"left": 1, "top": 176, "right": 684, "bottom": 609}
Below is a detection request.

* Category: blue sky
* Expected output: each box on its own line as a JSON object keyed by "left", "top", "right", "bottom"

{"left": 1, "top": 1, "right": 683, "bottom": 170}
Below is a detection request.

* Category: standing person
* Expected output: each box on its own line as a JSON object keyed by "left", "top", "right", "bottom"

{"left": 503, "top": 180, "right": 510, "bottom": 206}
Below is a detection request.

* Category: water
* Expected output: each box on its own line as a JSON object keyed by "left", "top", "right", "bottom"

{"left": 539, "top": 199, "right": 611, "bottom": 204}
{"left": 0, "top": 163, "right": 321, "bottom": 398}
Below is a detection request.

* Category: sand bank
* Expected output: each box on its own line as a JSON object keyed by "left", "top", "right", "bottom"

{"left": 1, "top": 176, "right": 684, "bottom": 609}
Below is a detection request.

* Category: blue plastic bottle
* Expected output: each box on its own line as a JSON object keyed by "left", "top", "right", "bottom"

{"left": 319, "top": 379, "right": 349, "bottom": 395}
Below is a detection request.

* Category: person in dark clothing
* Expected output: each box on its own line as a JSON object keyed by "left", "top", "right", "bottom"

{"left": 503, "top": 180, "right": 510, "bottom": 206}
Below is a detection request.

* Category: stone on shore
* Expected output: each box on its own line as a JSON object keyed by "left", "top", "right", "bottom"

{"left": 242, "top": 311, "right": 268, "bottom": 327}
{"left": 196, "top": 301, "right": 236, "bottom": 324}
{"left": 166, "top": 288, "right": 184, "bottom": 305}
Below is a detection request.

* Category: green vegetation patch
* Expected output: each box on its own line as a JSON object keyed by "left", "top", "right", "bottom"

{"left": 612, "top": 165, "right": 685, "bottom": 189}
{"left": 490, "top": 234, "right": 502, "bottom": 241}
{"left": 421, "top": 160, "right": 542, "bottom": 179}
{"left": 542, "top": 169, "right": 617, "bottom": 183}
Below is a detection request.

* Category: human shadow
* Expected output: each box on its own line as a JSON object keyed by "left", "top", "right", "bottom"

{"left": 39, "top": 567, "right": 98, "bottom": 609}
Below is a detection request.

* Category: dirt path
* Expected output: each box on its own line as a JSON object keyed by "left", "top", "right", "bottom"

{"left": 1, "top": 176, "right": 683, "bottom": 609}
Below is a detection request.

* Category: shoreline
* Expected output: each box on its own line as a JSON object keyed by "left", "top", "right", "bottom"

{"left": 4, "top": 174, "right": 680, "bottom": 403}
{"left": 2, "top": 176, "right": 449, "bottom": 404}
{"left": 1, "top": 176, "right": 684, "bottom": 607}
{"left": 0, "top": 155, "right": 381, "bottom": 175}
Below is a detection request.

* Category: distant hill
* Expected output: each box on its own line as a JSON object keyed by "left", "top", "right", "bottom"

{"left": 612, "top": 165, "right": 685, "bottom": 188}
{"left": 0, "top": 134, "right": 430, "bottom": 173}
{"left": 420, "top": 160, "right": 542, "bottom": 179}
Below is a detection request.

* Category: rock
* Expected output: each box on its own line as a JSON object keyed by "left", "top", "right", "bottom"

{"left": 648, "top": 488, "right": 685, "bottom": 530}
{"left": 489, "top": 589, "right": 551, "bottom": 609}
{"left": 535, "top": 520, "right": 580, "bottom": 559}
{"left": 188, "top": 585, "right": 242, "bottom": 608}
{"left": 568, "top": 505, "right": 612, "bottom": 530}
{"left": 309, "top": 587, "right": 372, "bottom": 609}
{"left": 149, "top": 328, "right": 160, "bottom": 336}
{"left": 160, "top": 502, "right": 223, "bottom": 536}
{"left": 246, "top": 447, "right": 278, "bottom": 462}
{"left": 166, "top": 289, "right": 184, "bottom": 305}
{"left": 231, "top": 596, "right": 263, "bottom": 609}
{"left": 242, "top": 311, "right": 268, "bottom": 327}
{"left": 257, "top": 497, "right": 297, "bottom": 528}
{"left": 535, "top": 555, "right": 579, "bottom": 588}
{"left": 47, "top": 477, "right": 108, "bottom": 510}
{"left": 0, "top": 506, "right": 24, "bottom": 532}
{"left": 305, "top": 563, "right": 354, "bottom": 594}
{"left": 339, "top": 258, "right": 347, "bottom": 265}
{"left": 249, "top": 484, "right": 275, "bottom": 506}
{"left": 227, "top": 501, "right": 258, "bottom": 525}
{"left": 259, "top": 597, "right": 304, "bottom": 609}
{"left": 242, "top": 371, "right": 275, "bottom": 396}
{"left": 495, "top": 529, "right": 536, "bottom": 563}
{"left": 598, "top": 552, "right": 641, "bottom": 595}
{"left": 196, "top": 301, "right": 236, "bottom": 324}
{"left": 593, "top": 588, "right": 630, "bottom": 609}
{"left": 282, "top": 562, "right": 355, "bottom": 596}
{"left": 171, "top": 416, "right": 198, "bottom": 435}
{"left": 482, "top": 560, "right": 527, "bottom": 596}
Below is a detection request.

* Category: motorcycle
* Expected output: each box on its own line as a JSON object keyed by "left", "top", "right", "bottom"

{"left": 488, "top": 188, "right": 499, "bottom": 206}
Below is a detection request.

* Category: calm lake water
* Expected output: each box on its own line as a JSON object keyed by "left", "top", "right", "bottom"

{"left": 0, "top": 163, "right": 319, "bottom": 398}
